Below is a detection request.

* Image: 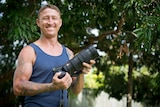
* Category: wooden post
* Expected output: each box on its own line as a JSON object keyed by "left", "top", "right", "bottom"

{"left": 127, "top": 52, "right": 133, "bottom": 107}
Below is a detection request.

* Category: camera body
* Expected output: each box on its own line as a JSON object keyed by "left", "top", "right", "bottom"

{"left": 52, "top": 45, "right": 99, "bottom": 79}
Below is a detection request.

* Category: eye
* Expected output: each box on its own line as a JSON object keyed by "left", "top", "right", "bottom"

{"left": 43, "top": 16, "right": 49, "bottom": 20}
{"left": 52, "top": 16, "right": 57, "bottom": 20}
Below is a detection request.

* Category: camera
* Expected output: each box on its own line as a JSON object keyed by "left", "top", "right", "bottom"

{"left": 52, "top": 45, "right": 99, "bottom": 79}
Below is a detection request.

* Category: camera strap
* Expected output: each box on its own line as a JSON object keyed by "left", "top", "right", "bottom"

{"left": 59, "top": 90, "right": 64, "bottom": 107}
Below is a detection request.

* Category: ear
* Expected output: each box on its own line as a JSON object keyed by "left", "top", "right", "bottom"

{"left": 59, "top": 18, "right": 62, "bottom": 27}
{"left": 36, "top": 18, "right": 40, "bottom": 27}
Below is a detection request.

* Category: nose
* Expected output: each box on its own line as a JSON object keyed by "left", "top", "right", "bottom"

{"left": 47, "top": 17, "right": 54, "bottom": 24}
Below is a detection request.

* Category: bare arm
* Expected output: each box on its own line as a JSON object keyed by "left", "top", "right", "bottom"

{"left": 13, "top": 46, "right": 52, "bottom": 96}
{"left": 70, "top": 60, "right": 95, "bottom": 94}
{"left": 13, "top": 45, "right": 72, "bottom": 96}
{"left": 66, "top": 47, "right": 95, "bottom": 95}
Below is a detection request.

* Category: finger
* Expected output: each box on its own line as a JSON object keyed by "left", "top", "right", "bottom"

{"left": 82, "top": 62, "right": 92, "bottom": 69}
{"left": 63, "top": 73, "right": 72, "bottom": 86}
{"left": 68, "top": 78, "right": 72, "bottom": 88}
{"left": 82, "top": 67, "right": 91, "bottom": 74}
{"left": 90, "top": 60, "right": 96, "bottom": 64}
{"left": 54, "top": 72, "right": 61, "bottom": 78}
{"left": 54, "top": 72, "right": 61, "bottom": 77}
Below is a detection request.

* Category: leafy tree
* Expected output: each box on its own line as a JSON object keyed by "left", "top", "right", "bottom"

{"left": 0, "top": 0, "right": 160, "bottom": 107}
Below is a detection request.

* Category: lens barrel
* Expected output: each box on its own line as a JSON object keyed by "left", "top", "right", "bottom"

{"left": 62, "top": 45, "right": 99, "bottom": 76}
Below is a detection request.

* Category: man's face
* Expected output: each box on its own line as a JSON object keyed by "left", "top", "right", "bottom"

{"left": 36, "top": 8, "right": 62, "bottom": 38}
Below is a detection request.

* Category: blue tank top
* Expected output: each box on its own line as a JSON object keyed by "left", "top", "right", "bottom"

{"left": 24, "top": 43, "right": 69, "bottom": 107}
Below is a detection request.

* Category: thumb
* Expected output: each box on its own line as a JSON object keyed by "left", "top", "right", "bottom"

{"left": 54, "top": 72, "right": 61, "bottom": 78}
{"left": 55, "top": 72, "right": 66, "bottom": 79}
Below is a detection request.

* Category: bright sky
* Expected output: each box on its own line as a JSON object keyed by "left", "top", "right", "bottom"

{"left": 0, "top": 0, "right": 6, "bottom": 3}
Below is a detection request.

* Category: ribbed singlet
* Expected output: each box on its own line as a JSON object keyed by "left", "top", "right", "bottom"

{"left": 24, "top": 43, "right": 69, "bottom": 107}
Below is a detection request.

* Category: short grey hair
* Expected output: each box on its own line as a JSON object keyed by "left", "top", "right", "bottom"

{"left": 38, "top": 4, "right": 61, "bottom": 18}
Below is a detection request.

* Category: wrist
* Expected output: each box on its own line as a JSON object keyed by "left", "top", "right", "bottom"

{"left": 47, "top": 83, "right": 57, "bottom": 92}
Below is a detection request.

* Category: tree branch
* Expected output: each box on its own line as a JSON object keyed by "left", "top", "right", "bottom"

{"left": 89, "top": 16, "right": 125, "bottom": 44}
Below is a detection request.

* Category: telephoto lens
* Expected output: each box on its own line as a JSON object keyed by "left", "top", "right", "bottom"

{"left": 53, "top": 45, "right": 99, "bottom": 78}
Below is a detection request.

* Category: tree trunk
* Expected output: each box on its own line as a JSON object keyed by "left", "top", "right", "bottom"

{"left": 127, "top": 52, "right": 133, "bottom": 107}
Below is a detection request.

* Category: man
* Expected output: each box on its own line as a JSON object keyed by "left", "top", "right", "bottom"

{"left": 13, "top": 4, "right": 95, "bottom": 107}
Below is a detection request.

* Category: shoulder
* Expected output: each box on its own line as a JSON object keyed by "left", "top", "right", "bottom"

{"left": 65, "top": 47, "right": 74, "bottom": 59}
{"left": 19, "top": 45, "right": 35, "bottom": 56}
{"left": 18, "top": 45, "right": 36, "bottom": 64}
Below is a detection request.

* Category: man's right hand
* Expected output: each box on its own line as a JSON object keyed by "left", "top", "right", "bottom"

{"left": 51, "top": 72, "right": 72, "bottom": 90}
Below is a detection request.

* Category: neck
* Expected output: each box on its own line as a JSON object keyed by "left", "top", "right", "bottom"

{"left": 37, "top": 36, "right": 61, "bottom": 48}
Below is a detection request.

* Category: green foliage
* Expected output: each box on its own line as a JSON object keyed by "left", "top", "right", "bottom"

{"left": 7, "top": 13, "right": 39, "bottom": 42}
{"left": 97, "top": 62, "right": 128, "bottom": 100}
{"left": 133, "top": 1, "right": 160, "bottom": 52}
{"left": 0, "top": 0, "right": 160, "bottom": 106}
{"left": 133, "top": 66, "right": 160, "bottom": 105}
{"left": 84, "top": 67, "right": 105, "bottom": 89}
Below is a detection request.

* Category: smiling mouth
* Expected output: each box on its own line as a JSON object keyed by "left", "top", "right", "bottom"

{"left": 46, "top": 26, "right": 55, "bottom": 30}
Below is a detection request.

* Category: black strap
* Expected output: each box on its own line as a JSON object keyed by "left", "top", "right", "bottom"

{"left": 60, "top": 90, "right": 64, "bottom": 107}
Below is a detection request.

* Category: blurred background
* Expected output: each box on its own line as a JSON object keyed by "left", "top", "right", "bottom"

{"left": 0, "top": 0, "right": 160, "bottom": 107}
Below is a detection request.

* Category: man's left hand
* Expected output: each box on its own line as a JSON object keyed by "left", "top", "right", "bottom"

{"left": 82, "top": 60, "right": 96, "bottom": 74}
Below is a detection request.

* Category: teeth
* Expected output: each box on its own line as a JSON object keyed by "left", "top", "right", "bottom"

{"left": 46, "top": 26, "right": 52, "bottom": 28}
{"left": 46, "top": 26, "right": 55, "bottom": 28}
